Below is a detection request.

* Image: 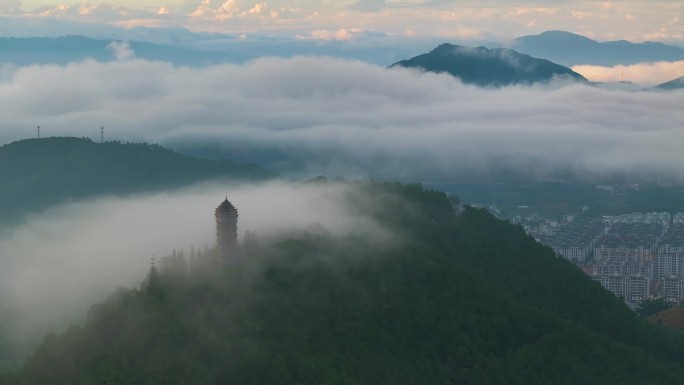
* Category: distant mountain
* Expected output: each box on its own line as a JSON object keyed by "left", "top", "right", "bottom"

{"left": 0, "top": 137, "right": 274, "bottom": 223}
{"left": 390, "top": 43, "right": 586, "bottom": 87}
{"left": 0, "top": 35, "right": 244, "bottom": 66}
{"left": 651, "top": 76, "right": 684, "bottom": 91}
{"left": 510, "top": 30, "right": 684, "bottom": 66}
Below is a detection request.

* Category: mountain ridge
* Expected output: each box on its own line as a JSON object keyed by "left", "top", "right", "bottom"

{"left": 509, "top": 30, "right": 684, "bottom": 66}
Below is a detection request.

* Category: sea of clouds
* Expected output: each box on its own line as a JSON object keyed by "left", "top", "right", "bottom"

{"left": 0, "top": 55, "right": 682, "bottom": 182}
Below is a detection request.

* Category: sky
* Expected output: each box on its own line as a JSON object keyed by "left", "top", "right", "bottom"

{"left": 1, "top": 1, "right": 682, "bottom": 45}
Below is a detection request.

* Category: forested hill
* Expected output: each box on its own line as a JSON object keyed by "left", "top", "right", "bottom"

{"left": 0, "top": 137, "right": 275, "bottom": 223}
{"left": 5, "top": 182, "right": 684, "bottom": 385}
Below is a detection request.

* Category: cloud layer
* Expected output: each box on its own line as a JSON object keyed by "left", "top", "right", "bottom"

{"left": 0, "top": 56, "right": 682, "bottom": 182}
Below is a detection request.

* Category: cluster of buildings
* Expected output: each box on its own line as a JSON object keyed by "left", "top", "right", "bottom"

{"left": 530, "top": 213, "right": 684, "bottom": 309}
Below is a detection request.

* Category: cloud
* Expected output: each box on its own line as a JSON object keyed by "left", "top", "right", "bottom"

{"left": 0, "top": 57, "right": 683, "bottom": 183}
{"left": 0, "top": 180, "right": 388, "bottom": 360}
{"left": 240, "top": 2, "right": 268, "bottom": 17}
{"left": 29, "top": 2, "right": 137, "bottom": 19}
{"left": 306, "top": 28, "right": 366, "bottom": 41}
{"left": 572, "top": 61, "right": 684, "bottom": 85}
{"left": 107, "top": 40, "right": 135, "bottom": 61}
{"left": 186, "top": 0, "right": 271, "bottom": 20}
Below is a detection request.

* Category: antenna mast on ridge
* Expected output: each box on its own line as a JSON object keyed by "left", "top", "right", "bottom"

{"left": 100, "top": 126, "right": 104, "bottom": 144}
{"left": 37, "top": 125, "right": 40, "bottom": 139}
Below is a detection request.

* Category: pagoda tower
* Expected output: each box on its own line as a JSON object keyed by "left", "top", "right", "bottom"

{"left": 215, "top": 197, "right": 239, "bottom": 262}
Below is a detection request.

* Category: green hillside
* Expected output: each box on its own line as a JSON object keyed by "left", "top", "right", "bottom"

{"left": 4, "top": 182, "right": 684, "bottom": 384}
{"left": 0, "top": 137, "right": 275, "bottom": 223}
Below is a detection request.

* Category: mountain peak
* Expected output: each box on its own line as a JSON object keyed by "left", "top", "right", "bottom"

{"left": 391, "top": 44, "right": 586, "bottom": 87}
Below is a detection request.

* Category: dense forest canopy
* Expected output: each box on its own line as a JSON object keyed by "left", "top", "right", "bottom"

{"left": 3, "top": 181, "right": 684, "bottom": 384}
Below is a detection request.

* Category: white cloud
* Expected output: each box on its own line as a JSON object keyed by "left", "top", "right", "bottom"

{"left": 107, "top": 40, "right": 136, "bottom": 61}
{"left": 573, "top": 61, "right": 684, "bottom": 85}
{"left": 187, "top": 0, "right": 270, "bottom": 20}
{"left": 240, "top": 2, "right": 267, "bottom": 16}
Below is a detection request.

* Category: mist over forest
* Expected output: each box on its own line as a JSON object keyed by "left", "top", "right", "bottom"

{"left": 0, "top": 180, "right": 388, "bottom": 364}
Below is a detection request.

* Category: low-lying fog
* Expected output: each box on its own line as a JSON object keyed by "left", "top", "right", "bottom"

{"left": 0, "top": 181, "right": 386, "bottom": 360}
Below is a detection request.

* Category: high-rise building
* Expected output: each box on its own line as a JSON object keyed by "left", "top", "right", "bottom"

{"left": 596, "top": 273, "right": 650, "bottom": 309}
{"left": 662, "top": 277, "right": 684, "bottom": 304}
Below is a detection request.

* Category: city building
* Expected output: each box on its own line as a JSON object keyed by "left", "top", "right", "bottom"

{"left": 662, "top": 277, "right": 684, "bottom": 304}
{"left": 596, "top": 273, "right": 651, "bottom": 309}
